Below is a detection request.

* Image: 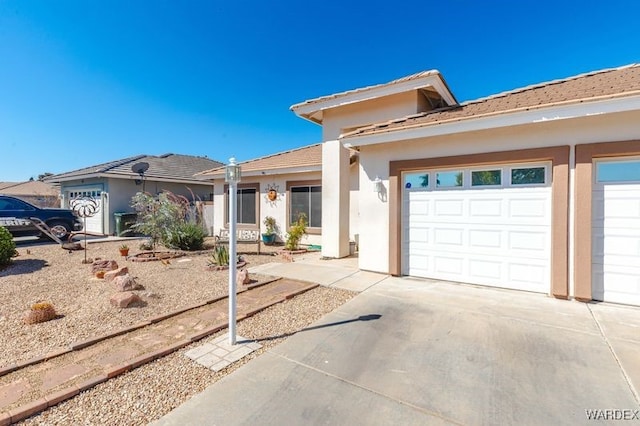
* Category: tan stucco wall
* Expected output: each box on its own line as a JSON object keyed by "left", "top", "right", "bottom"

{"left": 322, "top": 91, "right": 422, "bottom": 140}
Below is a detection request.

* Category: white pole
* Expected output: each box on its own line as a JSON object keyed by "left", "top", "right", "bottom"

{"left": 228, "top": 180, "right": 237, "bottom": 345}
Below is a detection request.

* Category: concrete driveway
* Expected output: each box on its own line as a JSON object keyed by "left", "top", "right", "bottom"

{"left": 154, "top": 276, "right": 640, "bottom": 425}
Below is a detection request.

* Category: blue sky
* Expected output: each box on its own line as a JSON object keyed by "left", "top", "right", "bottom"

{"left": 1, "top": 0, "right": 638, "bottom": 181}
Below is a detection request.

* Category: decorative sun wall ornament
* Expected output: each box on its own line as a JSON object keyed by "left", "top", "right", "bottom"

{"left": 264, "top": 183, "right": 281, "bottom": 205}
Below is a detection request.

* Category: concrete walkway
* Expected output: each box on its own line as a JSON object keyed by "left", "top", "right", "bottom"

{"left": 154, "top": 275, "right": 640, "bottom": 426}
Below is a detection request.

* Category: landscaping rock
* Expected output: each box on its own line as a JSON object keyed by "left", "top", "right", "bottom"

{"left": 92, "top": 260, "right": 119, "bottom": 274}
{"left": 113, "top": 274, "right": 144, "bottom": 292}
{"left": 109, "top": 292, "right": 142, "bottom": 308}
{"left": 104, "top": 266, "right": 129, "bottom": 282}
{"left": 237, "top": 268, "right": 251, "bottom": 286}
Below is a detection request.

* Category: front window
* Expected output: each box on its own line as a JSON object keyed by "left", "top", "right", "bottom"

{"left": 290, "top": 185, "right": 321, "bottom": 228}
{"left": 236, "top": 188, "right": 257, "bottom": 224}
{"left": 226, "top": 185, "right": 258, "bottom": 226}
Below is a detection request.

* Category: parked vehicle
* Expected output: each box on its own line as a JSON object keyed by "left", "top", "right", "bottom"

{"left": 0, "top": 194, "right": 83, "bottom": 239}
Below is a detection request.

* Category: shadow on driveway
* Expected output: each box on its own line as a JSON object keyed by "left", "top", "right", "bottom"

{"left": 246, "top": 314, "right": 382, "bottom": 343}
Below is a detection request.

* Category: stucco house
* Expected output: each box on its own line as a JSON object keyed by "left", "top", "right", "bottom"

{"left": 291, "top": 63, "right": 640, "bottom": 307}
{"left": 197, "top": 143, "right": 360, "bottom": 248}
{"left": 0, "top": 180, "right": 60, "bottom": 207}
{"left": 46, "top": 153, "right": 223, "bottom": 236}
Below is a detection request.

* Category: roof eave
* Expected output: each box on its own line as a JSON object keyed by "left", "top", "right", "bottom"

{"left": 342, "top": 94, "right": 640, "bottom": 148}
{"left": 291, "top": 73, "right": 457, "bottom": 124}
{"left": 202, "top": 165, "right": 322, "bottom": 181}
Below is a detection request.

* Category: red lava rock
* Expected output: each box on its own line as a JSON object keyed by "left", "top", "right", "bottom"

{"left": 113, "top": 274, "right": 144, "bottom": 292}
{"left": 109, "top": 292, "right": 142, "bottom": 308}
{"left": 237, "top": 268, "right": 251, "bottom": 286}
{"left": 91, "top": 260, "right": 118, "bottom": 274}
{"left": 104, "top": 266, "right": 129, "bottom": 282}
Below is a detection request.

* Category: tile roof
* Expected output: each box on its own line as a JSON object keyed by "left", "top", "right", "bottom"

{"left": 0, "top": 180, "right": 59, "bottom": 196}
{"left": 46, "top": 154, "right": 223, "bottom": 183}
{"left": 290, "top": 70, "right": 442, "bottom": 109}
{"left": 198, "top": 144, "right": 323, "bottom": 178}
{"left": 343, "top": 63, "right": 640, "bottom": 138}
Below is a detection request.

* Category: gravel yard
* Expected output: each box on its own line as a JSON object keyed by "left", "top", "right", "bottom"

{"left": 1, "top": 238, "right": 357, "bottom": 424}
{"left": 0, "top": 239, "right": 349, "bottom": 365}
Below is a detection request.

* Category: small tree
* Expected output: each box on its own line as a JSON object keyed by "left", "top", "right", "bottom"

{"left": 130, "top": 190, "right": 206, "bottom": 251}
{"left": 130, "top": 192, "right": 182, "bottom": 251}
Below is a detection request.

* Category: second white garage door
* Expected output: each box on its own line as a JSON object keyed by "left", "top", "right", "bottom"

{"left": 592, "top": 158, "right": 640, "bottom": 306}
{"left": 402, "top": 163, "right": 552, "bottom": 293}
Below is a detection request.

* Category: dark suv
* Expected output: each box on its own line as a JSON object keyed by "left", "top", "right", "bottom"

{"left": 0, "top": 195, "right": 83, "bottom": 239}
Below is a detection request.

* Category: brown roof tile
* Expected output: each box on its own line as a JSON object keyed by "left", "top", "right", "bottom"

{"left": 344, "top": 64, "right": 640, "bottom": 138}
{"left": 198, "top": 144, "right": 323, "bottom": 178}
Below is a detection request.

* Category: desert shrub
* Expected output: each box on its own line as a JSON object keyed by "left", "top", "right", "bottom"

{"left": 0, "top": 226, "right": 16, "bottom": 266}
{"left": 209, "top": 245, "right": 230, "bottom": 266}
{"left": 130, "top": 190, "right": 205, "bottom": 251}
{"left": 285, "top": 213, "right": 308, "bottom": 251}
{"left": 165, "top": 222, "right": 206, "bottom": 251}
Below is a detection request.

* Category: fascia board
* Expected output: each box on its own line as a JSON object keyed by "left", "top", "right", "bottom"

{"left": 291, "top": 75, "right": 455, "bottom": 118}
{"left": 201, "top": 165, "right": 322, "bottom": 181}
{"left": 342, "top": 95, "right": 640, "bottom": 147}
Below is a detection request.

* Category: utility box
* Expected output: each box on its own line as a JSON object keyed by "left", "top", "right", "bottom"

{"left": 114, "top": 212, "right": 138, "bottom": 236}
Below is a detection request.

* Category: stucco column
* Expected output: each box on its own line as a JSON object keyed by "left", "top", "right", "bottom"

{"left": 322, "top": 140, "right": 350, "bottom": 258}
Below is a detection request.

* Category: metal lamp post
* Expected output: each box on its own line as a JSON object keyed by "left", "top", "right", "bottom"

{"left": 225, "top": 157, "right": 241, "bottom": 345}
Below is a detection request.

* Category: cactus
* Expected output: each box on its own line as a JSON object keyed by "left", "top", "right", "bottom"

{"left": 24, "top": 301, "right": 57, "bottom": 324}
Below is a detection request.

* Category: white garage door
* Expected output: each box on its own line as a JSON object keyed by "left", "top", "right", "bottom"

{"left": 402, "top": 163, "right": 552, "bottom": 293}
{"left": 67, "top": 188, "right": 104, "bottom": 234}
{"left": 592, "top": 158, "right": 640, "bottom": 306}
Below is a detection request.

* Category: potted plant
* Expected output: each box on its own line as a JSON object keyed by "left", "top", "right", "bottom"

{"left": 119, "top": 244, "right": 130, "bottom": 257}
{"left": 261, "top": 216, "right": 277, "bottom": 245}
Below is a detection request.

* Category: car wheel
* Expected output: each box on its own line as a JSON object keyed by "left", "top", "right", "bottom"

{"left": 45, "top": 221, "right": 72, "bottom": 240}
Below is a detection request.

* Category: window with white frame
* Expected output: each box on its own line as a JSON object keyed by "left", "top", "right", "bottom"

{"left": 226, "top": 185, "right": 258, "bottom": 226}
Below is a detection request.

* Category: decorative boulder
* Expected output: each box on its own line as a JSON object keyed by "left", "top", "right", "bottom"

{"left": 236, "top": 268, "right": 251, "bottom": 286}
{"left": 110, "top": 292, "right": 142, "bottom": 308}
{"left": 91, "top": 259, "right": 118, "bottom": 274}
{"left": 104, "top": 266, "right": 129, "bottom": 282}
{"left": 113, "top": 274, "right": 144, "bottom": 292}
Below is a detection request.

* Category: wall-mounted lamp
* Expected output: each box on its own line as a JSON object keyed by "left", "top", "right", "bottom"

{"left": 373, "top": 176, "right": 383, "bottom": 193}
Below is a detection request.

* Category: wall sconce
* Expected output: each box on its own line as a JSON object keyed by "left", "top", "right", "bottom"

{"left": 373, "top": 176, "right": 383, "bottom": 193}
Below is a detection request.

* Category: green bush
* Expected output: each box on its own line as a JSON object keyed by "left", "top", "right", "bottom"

{"left": 0, "top": 226, "right": 16, "bottom": 266}
{"left": 165, "top": 222, "right": 206, "bottom": 251}
{"left": 285, "top": 213, "right": 308, "bottom": 251}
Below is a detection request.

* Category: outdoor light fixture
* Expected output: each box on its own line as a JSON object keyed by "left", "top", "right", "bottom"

{"left": 373, "top": 176, "right": 383, "bottom": 193}
{"left": 226, "top": 157, "right": 241, "bottom": 345}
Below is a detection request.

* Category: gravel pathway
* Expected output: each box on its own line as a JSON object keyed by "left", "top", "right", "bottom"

{"left": 18, "top": 287, "right": 355, "bottom": 425}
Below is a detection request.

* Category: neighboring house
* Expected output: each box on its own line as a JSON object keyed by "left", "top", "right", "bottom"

{"left": 0, "top": 180, "right": 60, "bottom": 207}
{"left": 46, "top": 153, "right": 222, "bottom": 236}
{"left": 197, "top": 143, "right": 360, "bottom": 247}
{"left": 291, "top": 64, "right": 640, "bottom": 307}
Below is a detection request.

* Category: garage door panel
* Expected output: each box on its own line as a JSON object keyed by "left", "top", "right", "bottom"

{"left": 434, "top": 199, "right": 464, "bottom": 216}
{"left": 508, "top": 231, "right": 547, "bottom": 252}
{"left": 469, "top": 259, "right": 502, "bottom": 280}
{"left": 469, "top": 199, "right": 503, "bottom": 217}
{"left": 469, "top": 230, "right": 502, "bottom": 248}
{"left": 592, "top": 162, "right": 640, "bottom": 306}
{"left": 433, "top": 228, "right": 464, "bottom": 246}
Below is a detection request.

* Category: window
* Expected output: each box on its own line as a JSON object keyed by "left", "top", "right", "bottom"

{"left": 436, "top": 171, "right": 463, "bottom": 188}
{"left": 225, "top": 185, "right": 258, "bottom": 226}
{"left": 597, "top": 160, "right": 640, "bottom": 183}
{"left": 471, "top": 170, "right": 501, "bottom": 186}
{"left": 236, "top": 188, "right": 257, "bottom": 224}
{"left": 404, "top": 172, "right": 429, "bottom": 189}
{"left": 290, "top": 185, "right": 321, "bottom": 228}
{"left": 511, "top": 167, "right": 545, "bottom": 185}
